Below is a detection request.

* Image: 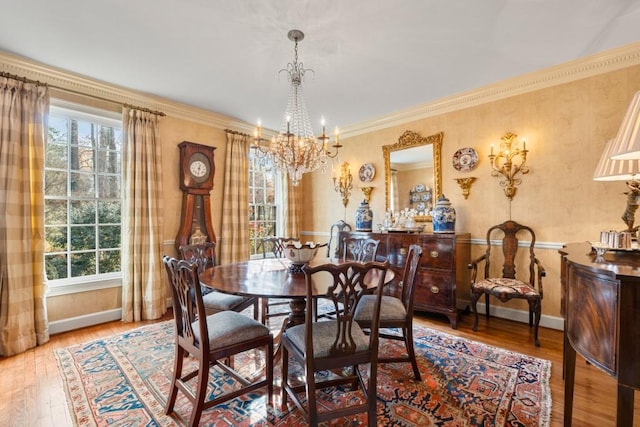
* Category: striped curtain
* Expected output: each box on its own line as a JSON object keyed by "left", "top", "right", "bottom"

{"left": 220, "top": 130, "right": 250, "bottom": 264}
{"left": 121, "top": 107, "right": 166, "bottom": 322}
{"left": 0, "top": 76, "right": 50, "bottom": 356}
{"left": 282, "top": 175, "right": 301, "bottom": 238}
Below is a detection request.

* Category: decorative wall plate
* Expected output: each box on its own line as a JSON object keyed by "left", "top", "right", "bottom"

{"left": 452, "top": 147, "right": 478, "bottom": 172}
{"left": 415, "top": 183, "right": 426, "bottom": 192}
{"left": 359, "top": 163, "right": 375, "bottom": 182}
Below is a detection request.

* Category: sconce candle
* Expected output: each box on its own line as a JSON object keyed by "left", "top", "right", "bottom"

{"left": 489, "top": 132, "right": 530, "bottom": 200}
{"left": 333, "top": 161, "right": 353, "bottom": 207}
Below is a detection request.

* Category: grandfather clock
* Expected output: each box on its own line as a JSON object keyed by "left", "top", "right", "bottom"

{"left": 175, "top": 141, "right": 217, "bottom": 253}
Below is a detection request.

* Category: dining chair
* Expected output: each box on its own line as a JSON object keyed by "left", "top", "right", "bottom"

{"left": 315, "top": 236, "right": 380, "bottom": 321}
{"left": 326, "top": 219, "right": 352, "bottom": 258}
{"left": 354, "top": 244, "right": 423, "bottom": 380}
{"left": 281, "top": 260, "right": 389, "bottom": 426}
{"left": 468, "top": 220, "right": 546, "bottom": 346}
{"left": 180, "top": 242, "right": 259, "bottom": 320}
{"left": 163, "top": 256, "right": 273, "bottom": 426}
{"left": 259, "top": 236, "right": 299, "bottom": 324}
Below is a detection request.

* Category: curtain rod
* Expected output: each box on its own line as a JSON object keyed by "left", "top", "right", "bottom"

{"left": 1, "top": 71, "right": 166, "bottom": 116}
{"left": 225, "top": 129, "right": 250, "bottom": 137}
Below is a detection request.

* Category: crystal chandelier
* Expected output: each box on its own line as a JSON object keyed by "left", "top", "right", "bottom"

{"left": 252, "top": 29, "right": 341, "bottom": 186}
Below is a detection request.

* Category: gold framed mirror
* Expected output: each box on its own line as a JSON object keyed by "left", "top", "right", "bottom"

{"left": 383, "top": 130, "right": 443, "bottom": 222}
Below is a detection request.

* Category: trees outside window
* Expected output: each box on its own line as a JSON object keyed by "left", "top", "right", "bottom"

{"left": 44, "top": 105, "right": 122, "bottom": 284}
{"left": 248, "top": 152, "right": 278, "bottom": 257}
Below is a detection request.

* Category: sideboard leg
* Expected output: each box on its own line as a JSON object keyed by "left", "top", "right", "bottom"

{"left": 616, "top": 384, "right": 634, "bottom": 427}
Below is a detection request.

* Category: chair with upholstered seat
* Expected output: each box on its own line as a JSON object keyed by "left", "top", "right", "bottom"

{"left": 163, "top": 256, "right": 273, "bottom": 426}
{"left": 354, "top": 244, "right": 423, "bottom": 380}
{"left": 180, "top": 242, "right": 259, "bottom": 320}
{"left": 281, "top": 260, "right": 389, "bottom": 426}
{"left": 259, "top": 236, "right": 299, "bottom": 324}
{"left": 468, "top": 220, "right": 546, "bottom": 346}
{"left": 315, "top": 235, "right": 380, "bottom": 321}
{"left": 326, "top": 219, "right": 352, "bottom": 258}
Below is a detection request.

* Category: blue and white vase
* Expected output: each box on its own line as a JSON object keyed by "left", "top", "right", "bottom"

{"left": 355, "top": 200, "right": 373, "bottom": 231}
{"left": 432, "top": 194, "right": 456, "bottom": 233}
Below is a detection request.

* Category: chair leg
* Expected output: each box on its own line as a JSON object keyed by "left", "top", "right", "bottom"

{"left": 165, "top": 346, "right": 185, "bottom": 415}
{"left": 404, "top": 326, "right": 421, "bottom": 381}
{"left": 281, "top": 346, "right": 289, "bottom": 410}
{"left": 470, "top": 290, "right": 480, "bottom": 332}
{"left": 190, "top": 361, "right": 209, "bottom": 427}
{"left": 367, "top": 362, "right": 378, "bottom": 427}
{"left": 261, "top": 298, "right": 268, "bottom": 325}
{"left": 484, "top": 293, "right": 491, "bottom": 319}
{"left": 266, "top": 339, "right": 274, "bottom": 405}
{"left": 531, "top": 299, "right": 542, "bottom": 347}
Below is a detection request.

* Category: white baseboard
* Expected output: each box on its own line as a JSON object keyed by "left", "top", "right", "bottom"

{"left": 48, "top": 308, "right": 122, "bottom": 335}
{"left": 456, "top": 299, "right": 564, "bottom": 331}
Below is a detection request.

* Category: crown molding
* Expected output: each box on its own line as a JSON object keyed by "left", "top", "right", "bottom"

{"left": 3, "top": 42, "right": 640, "bottom": 137}
{"left": 0, "top": 50, "right": 255, "bottom": 133}
{"left": 342, "top": 42, "right": 640, "bottom": 138}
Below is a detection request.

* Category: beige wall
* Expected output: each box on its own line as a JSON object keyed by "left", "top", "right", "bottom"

{"left": 302, "top": 64, "right": 640, "bottom": 320}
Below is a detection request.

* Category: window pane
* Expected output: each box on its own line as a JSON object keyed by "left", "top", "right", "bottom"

{"left": 98, "top": 175, "right": 120, "bottom": 198}
{"left": 45, "top": 254, "right": 68, "bottom": 280}
{"left": 70, "top": 146, "right": 95, "bottom": 171}
{"left": 255, "top": 188, "right": 265, "bottom": 204}
{"left": 45, "top": 199, "right": 67, "bottom": 225}
{"left": 75, "top": 121, "right": 95, "bottom": 147}
{"left": 45, "top": 226, "right": 68, "bottom": 252}
{"left": 48, "top": 117, "right": 68, "bottom": 144}
{"left": 71, "top": 252, "right": 96, "bottom": 277}
{"left": 98, "top": 200, "right": 121, "bottom": 223}
{"left": 46, "top": 143, "right": 68, "bottom": 169}
{"left": 70, "top": 172, "right": 95, "bottom": 197}
{"left": 99, "top": 250, "right": 121, "bottom": 274}
{"left": 71, "top": 200, "right": 96, "bottom": 224}
{"left": 99, "top": 225, "right": 120, "bottom": 248}
{"left": 249, "top": 206, "right": 256, "bottom": 221}
{"left": 70, "top": 226, "right": 96, "bottom": 250}
{"left": 98, "top": 151, "right": 121, "bottom": 174}
{"left": 45, "top": 170, "right": 67, "bottom": 196}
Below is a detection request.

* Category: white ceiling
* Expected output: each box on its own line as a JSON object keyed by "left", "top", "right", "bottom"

{"left": 2, "top": 0, "right": 640, "bottom": 133}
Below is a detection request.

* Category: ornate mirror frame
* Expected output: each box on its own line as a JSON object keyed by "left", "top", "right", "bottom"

{"left": 383, "top": 130, "right": 443, "bottom": 222}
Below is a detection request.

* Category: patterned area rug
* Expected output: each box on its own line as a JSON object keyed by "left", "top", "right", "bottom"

{"left": 55, "top": 321, "right": 551, "bottom": 426}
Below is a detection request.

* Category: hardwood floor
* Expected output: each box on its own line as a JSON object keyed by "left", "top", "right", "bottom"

{"left": 1, "top": 310, "right": 637, "bottom": 426}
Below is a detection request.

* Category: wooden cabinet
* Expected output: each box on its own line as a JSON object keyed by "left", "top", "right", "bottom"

{"left": 338, "top": 231, "right": 470, "bottom": 328}
{"left": 559, "top": 242, "right": 640, "bottom": 427}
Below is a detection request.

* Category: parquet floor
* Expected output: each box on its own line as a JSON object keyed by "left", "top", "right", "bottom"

{"left": 1, "top": 309, "right": 638, "bottom": 426}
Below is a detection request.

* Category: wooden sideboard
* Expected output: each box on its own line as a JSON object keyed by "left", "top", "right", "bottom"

{"left": 559, "top": 242, "right": 640, "bottom": 427}
{"left": 339, "top": 231, "right": 470, "bottom": 329}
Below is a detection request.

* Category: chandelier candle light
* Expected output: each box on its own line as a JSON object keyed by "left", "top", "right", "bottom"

{"left": 252, "top": 29, "right": 342, "bottom": 186}
{"left": 489, "top": 132, "right": 529, "bottom": 200}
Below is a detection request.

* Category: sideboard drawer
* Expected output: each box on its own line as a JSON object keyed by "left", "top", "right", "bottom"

{"left": 418, "top": 237, "right": 454, "bottom": 269}
{"left": 415, "top": 268, "right": 453, "bottom": 309}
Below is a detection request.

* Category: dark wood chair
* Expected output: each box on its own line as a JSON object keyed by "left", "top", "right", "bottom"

{"left": 326, "top": 220, "right": 352, "bottom": 258}
{"left": 259, "top": 236, "right": 299, "bottom": 324}
{"left": 315, "top": 236, "right": 380, "bottom": 321}
{"left": 354, "top": 244, "right": 423, "bottom": 380}
{"left": 179, "top": 242, "right": 259, "bottom": 320}
{"left": 163, "top": 256, "right": 273, "bottom": 426}
{"left": 468, "top": 220, "right": 546, "bottom": 346}
{"left": 281, "top": 260, "right": 389, "bottom": 426}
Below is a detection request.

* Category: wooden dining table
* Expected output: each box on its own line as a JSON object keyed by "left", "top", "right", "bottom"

{"left": 198, "top": 257, "right": 394, "bottom": 329}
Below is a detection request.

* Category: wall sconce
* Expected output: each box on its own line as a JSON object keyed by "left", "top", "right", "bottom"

{"left": 361, "top": 186, "right": 373, "bottom": 203}
{"left": 488, "top": 132, "right": 529, "bottom": 200}
{"left": 454, "top": 177, "right": 476, "bottom": 199}
{"left": 333, "top": 161, "right": 353, "bottom": 207}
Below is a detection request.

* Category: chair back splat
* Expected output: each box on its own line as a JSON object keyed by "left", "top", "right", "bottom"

{"left": 281, "top": 260, "right": 389, "bottom": 426}
{"left": 327, "top": 220, "right": 352, "bottom": 258}
{"left": 469, "top": 220, "right": 546, "bottom": 346}
{"left": 163, "top": 256, "right": 273, "bottom": 426}
{"left": 259, "top": 236, "right": 300, "bottom": 324}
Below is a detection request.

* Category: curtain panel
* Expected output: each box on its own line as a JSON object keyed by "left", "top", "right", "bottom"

{"left": 0, "top": 76, "right": 50, "bottom": 356}
{"left": 220, "top": 131, "right": 250, "bottom": 264}
{"left": 121, "top": 107, "right": 166, "bottom": 322}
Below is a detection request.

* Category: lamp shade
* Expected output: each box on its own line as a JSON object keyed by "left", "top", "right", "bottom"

{"left": 593, "top": 138, "right": 640, "bottom": 181}
{"left": 608, "top": 91, "right": 640, "bottom": 160}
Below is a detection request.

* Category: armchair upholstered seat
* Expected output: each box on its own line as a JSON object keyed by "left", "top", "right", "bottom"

{"left": 469, "top": 220, "right": 545, "bottom": 346}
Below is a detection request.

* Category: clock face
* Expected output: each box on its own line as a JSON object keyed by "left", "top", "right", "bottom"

{"left": 189, "top": 153, "right": 210, "bottom": 183}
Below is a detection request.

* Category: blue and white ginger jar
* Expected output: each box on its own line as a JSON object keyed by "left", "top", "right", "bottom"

{"left": 432, "top": 194, "right": 456, "bottom": 233}
{"left": 355, "top": 200, "right": 373, "bottom": 231}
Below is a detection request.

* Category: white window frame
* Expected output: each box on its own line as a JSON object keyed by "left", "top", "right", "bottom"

{"left": 45, "top": 100, "right": 123, "bottom": 296}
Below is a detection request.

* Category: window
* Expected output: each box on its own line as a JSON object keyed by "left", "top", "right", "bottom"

{"left": 248, "top": 152, "right": 279, "bottom": 257}
{"left": 44, "top": 103, "right": 123, "bottom": 288}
